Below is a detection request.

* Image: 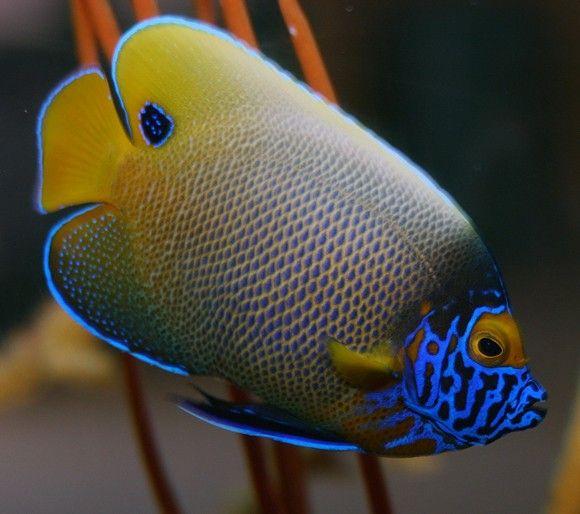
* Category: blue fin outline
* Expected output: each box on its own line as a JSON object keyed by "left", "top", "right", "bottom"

{"left": 177, "top": 388, "right": 360, "bottom": 451}
{"left": 43, "top": 204, "right": 189, "bottom": 376}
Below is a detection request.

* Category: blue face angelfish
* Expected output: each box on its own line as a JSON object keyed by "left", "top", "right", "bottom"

{"left": 36, "top": 16, "right": 546, "bottom": 456}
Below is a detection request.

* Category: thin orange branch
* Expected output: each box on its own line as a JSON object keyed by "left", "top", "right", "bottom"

{"left": 131, "top": 0, "right": 159, "bottom": 20}
{"left": 277, "top": 0, "right": 337, "bottom": 103}
{"left": 122, "top": 356, "right": 182, "bottom": 514}
{"left": 81, "top": 0, "right": 121, "bottom": 61}
{"left": 193, "top": 0, "right": 216, "bottom": 24}
{"left": 357, "top": 454, "right": 393, "bottom": 514}
{"left": 272, "top": 442, "right": 309, "bottom": 514}
{"left": 217, "top": 3, "right": 310, "bottom": 511}
{"left": 227, "top": 385, "right": 280, "bottom": 514}
{"left": 70, "top": 0, "right": 99, "bottom": 67}
{"left": 219, "top": 0, "right": 258, "bottom": 48}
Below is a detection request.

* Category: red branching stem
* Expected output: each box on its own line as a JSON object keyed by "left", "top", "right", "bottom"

{"left": 218, "top": 3, "right": 312, "bottom": 511}
{"left": 131, "top": 0, "right": 159, "bottom": 20}
{"left": 73, "top": 2, "right": 183, "bottom": 512}
{"left": 70, "top": 0, "right": 99, "bottom": 67}
{"left": 227, "top": 385, "right": 280, "bottom": 514}
{"left": 219, "top": 0, "right": 258, "bottom": 48}
{"left": 80, "top": 0, "right": 121, "bottom": 61}
{"left": 272, "top": 442, "right": 310, "bottom": 514}
{"left": 122, "top": 356, "right": 182, "bottom": 514}
{"left": 193, "top": 0, "right": 217, "bottom": 24}
{"left": 277, "top": 0, "right": 337, "bottom": 103}
{"left": 357, "top": 454, "right": 393, "bottom": 514}
{"left": 276, "top": 2, "right": 393, "bottom": 513}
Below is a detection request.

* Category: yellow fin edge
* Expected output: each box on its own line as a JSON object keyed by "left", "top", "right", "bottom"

{"left": 37, "top": 68, "right": 129, "bottom": 213}
{"left": 327, "top": 338, "right": 401, "bottom": 391}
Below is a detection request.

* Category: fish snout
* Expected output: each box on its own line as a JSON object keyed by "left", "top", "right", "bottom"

{"left": 514, "top": 379, "right": 548, "bottom": 422}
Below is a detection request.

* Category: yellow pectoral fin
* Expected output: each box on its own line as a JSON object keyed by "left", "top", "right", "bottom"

{"left": 327, "top": 338, "right": 401, "bottom": 391}
{"left": 37, "top": 68, "right": 130, "bottom": 213}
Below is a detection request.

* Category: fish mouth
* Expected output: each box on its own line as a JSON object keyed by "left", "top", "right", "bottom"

{"left": 528, "top": 400, "right": 547, "bottom": 418}
{"left": 517, "top": 382, "right": 548, "bottom": 420}
{"left": 519, "top": 388, "right": 548, "bottom": 421}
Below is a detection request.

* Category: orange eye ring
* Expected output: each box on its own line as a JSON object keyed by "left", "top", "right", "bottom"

{"left": 467, "top": 312, "right": 528, "bottom": 368}
{"left": 469, "top": 331, "right": 508, "bottom": 367}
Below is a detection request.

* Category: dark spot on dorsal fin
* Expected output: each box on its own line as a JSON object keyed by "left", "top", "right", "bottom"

{"left": 139, "top": 102, "right": 173, "bottom": 147}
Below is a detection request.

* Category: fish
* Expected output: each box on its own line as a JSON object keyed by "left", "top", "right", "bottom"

{"left": 35, "top": 16, "right": 547, "bottom": 456}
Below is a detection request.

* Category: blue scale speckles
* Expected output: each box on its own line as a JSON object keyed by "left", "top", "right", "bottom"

{"left": 45, "top": 205, "right": 188, "bottom": 376}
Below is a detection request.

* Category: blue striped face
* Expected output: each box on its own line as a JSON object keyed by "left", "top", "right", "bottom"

{"left": 402, "top": 291, "right": 547, "bottom": 448}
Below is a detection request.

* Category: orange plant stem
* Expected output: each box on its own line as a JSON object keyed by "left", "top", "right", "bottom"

{"left": 122, "top": 356, "right": 182, "bottom": 514}
{"left": 227, "top": 385, "right": 280, "bottom": 514}
{"left": 357, "top": 454, "right": 393, "bottom": 514}
{"left": 277, "top": 0, "right": 337, "bottom": 103}
{"left": 131, "top": 0, "right": 159, "bottom": 20}
{"left": 276, "top": 2, "right": 392, "bottom": 513}
{"left": 219, "top": 0, "right": 258, "bottom": 48}
{"left": 70, "top": 0, "right": 99, "bottom": 67}
{"left": 193, "top": 0, "right": 216, "bottom": 24}
{"left": 272, "top": 443, "right": 309, "bottom": 514}
{"left": 81, "top": 0, "right": 121, "bottom": 61}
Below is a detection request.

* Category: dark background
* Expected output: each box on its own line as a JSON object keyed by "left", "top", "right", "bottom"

{"left": 0, "top": 1, "right": 578, "bottom": 513}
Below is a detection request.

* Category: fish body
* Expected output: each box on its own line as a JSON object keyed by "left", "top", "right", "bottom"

{"left": 37, "top": 17, "right": 546, "bottom": 456}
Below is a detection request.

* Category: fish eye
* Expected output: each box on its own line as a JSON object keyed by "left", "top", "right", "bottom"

{"left": 469, "top": 332, "right": 507, "bottom": 367}
{"left": 138, "top": 102, "right": 173, "bottom": 147}
{"left": 478, "top": 337, "right": 503, "bottom": 357}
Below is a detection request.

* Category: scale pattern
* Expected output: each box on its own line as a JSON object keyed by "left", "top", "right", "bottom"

{"left": 106, "top": 24, "right": 499, "bottom": 431}
{"left": 45, "top": 21, "right": 508, "bottom": 451}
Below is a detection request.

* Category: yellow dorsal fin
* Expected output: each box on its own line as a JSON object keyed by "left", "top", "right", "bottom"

{"left": 111, "top": 17, "right": 342, "bottom": 150}
{"left": 327, "top": 338, "right": 402, "bottom": 391}
{"left": 37, "top": 69, "right": 130, "bottom": 213}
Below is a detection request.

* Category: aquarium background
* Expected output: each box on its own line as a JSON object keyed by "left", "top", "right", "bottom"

{"left": 0, "top": 1, "right": 578, "bottom": 513}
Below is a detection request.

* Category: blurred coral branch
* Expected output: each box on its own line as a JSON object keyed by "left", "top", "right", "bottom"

{"left": 220, "top": 0, "right": 258, "bottom": 48}
{"left": 193, "top": 0, "right": 216, "bottom": 24}
{"left": 71, "top": 0, "right": 99, "bottom": 67}
{"left": 277, "top": 0, "right": 337, "bottom": 103}
{"left": 131, "top": 0, "right": 159, "bottom": 20}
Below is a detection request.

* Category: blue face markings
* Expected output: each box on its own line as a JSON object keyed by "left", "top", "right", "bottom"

{"left": 401, "top": 293, "right": 547, "bottom": 447}
{"left": 361, "top": 383, "right": 462, "bottom": 455}
{"left": 138, "top": 102, "right": 174, "bottom": 147}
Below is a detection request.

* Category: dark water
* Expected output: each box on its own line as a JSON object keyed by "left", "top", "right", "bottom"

{"left": 0, "top": 1, "right": 578, "bottom": 513}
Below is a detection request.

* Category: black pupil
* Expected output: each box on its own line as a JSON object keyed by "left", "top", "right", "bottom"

{"left": 140, "top": 103, "right": 172, "bottom": 146}
{"left": 478, "top": 337, "right": 502, "bottom": 357}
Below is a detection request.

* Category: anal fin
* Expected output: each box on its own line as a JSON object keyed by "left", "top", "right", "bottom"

{"left": 177, "top": 387, "right": 360, "bottom": 451}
